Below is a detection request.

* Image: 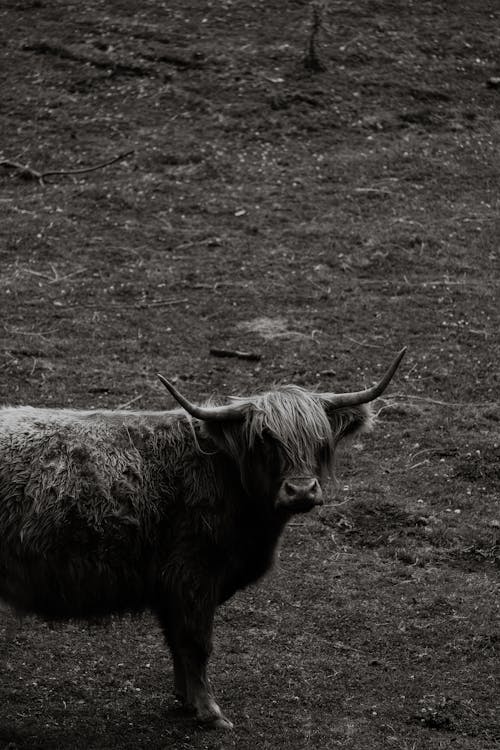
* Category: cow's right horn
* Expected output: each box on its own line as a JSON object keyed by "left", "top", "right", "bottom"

{"left": 317, "top": 347, "right": 407, "bottom": 408}
{"left": 158, "top": 375, "right": 246, "bottom": 421}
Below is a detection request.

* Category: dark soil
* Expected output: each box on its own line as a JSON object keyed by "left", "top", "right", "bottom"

{"left": 1, "top": 1, "right": 499, "bottom": 748}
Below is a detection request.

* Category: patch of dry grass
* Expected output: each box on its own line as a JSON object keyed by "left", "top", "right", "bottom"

{"left": 1, "top": 0, "right": 499, "bottom": 747}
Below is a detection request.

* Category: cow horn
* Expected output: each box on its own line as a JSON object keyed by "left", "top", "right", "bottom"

{"left": 157, "top": 375, "right": 246, "bottom": 421}
{"left": 317, "top": 347, "right": 407, "bottom": 408}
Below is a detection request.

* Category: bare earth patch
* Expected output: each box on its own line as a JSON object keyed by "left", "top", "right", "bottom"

{"left": 1, "top": 1, "right": 499, "bottom": 749}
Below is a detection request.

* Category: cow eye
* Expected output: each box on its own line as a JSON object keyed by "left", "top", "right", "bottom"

{"left": 317, "top": 443, "right": 332, "bottom": 473}
{"left": 257, "top": 432, "right": 281, "bottom": 467}
{"left": 259, "top": 430, "right": 276, "bottom": 452}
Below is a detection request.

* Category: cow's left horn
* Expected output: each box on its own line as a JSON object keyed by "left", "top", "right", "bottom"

{"left": 157, "top": 375, "right": 246, "bottom": 421}
{"left": 317, "top": 347, "right": 407, "bottom": 408}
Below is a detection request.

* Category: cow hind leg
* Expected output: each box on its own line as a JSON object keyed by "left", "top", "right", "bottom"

{"left": 162, "top": 626, "right": 188, "bottom": 703}
{"left": 158, "top": 603, "right": 233, "bottom": 730}
{"left": 159, "top": 612, "right": 187, "bottom": 701}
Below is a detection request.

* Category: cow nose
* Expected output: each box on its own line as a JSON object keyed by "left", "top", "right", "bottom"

{"left": 284, "top": 478, "right": 323, "bottom": 505}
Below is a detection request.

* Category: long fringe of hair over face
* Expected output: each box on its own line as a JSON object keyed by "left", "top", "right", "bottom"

{"left": 200, "top": 386, "right": 373, "bottom": 484}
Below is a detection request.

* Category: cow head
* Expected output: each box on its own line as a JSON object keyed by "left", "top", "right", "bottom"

{"left": 158, "top": 349, "right": 405, "bottom": 514}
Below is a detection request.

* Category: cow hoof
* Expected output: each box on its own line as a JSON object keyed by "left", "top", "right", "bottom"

{"left": 197, "top": 708, "right": 233, "bottom": 730}
{"left": 199, "top": 714, "right": 233, "bottom": 731}
{"left": 213, "top": 715, "right": 233, "bottom": 730}
{"left": 174, "top": 690, "right": 187, "bottom": 705}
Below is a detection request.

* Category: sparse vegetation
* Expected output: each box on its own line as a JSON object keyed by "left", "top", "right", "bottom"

{"left": 304, "top": 1, "right": 328, "bottom": 72}
{"left": 1, "top": 1, "right": 499, "bottom": 748}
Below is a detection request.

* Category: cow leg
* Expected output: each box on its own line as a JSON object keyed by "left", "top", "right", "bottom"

{"left": 160, "top": 615, "right": 187, "bottom": 702}
{"left": 158, "top": 602, "right": 233, "bottom": 730}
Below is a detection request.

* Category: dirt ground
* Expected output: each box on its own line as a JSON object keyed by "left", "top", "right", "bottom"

{"left": 0, "top": 1, "right": 499, "bottom": 748}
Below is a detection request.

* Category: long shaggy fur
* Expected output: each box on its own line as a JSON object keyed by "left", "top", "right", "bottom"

{"left": 0, "top": 387, "right": 374, "bottom": 726}
{"left": 0, "top": 393, "right": 372, "bottom": 617}
{"left": 203, "top": 386, "right": 372, "bottom": 479}
{"left": 234, "top": 386, "right": 336, "bottom": 466}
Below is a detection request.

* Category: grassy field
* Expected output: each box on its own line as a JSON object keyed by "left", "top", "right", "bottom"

{"left": 0, "top": 1, "right": 499, "bottom": 748}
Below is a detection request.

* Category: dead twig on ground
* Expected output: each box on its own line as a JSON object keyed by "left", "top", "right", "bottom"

{"left": 116, "top": 394, "right": 144, "bottom": 410}
{"left": 3, "top": 325, "right": 59, "bottom": 343}
{"left": 354, "top": 187, "right": 393, "bottom": 196}
{"left": 23, "top": 41, "right": 154, "bottom": 77}
{"left": 345, "top": 336, "right": 386, "bottom": 349}
{"left": 388, "top": 394, "right": 496, "bottom": 407}
{"left": 24, "top": 266, "right": 86, "bottom": 284}
{"left": 172, "top": 237, "right": 221, "bottom": 252}
{"left": 304, "top": 1, "right": 328, "bottom": 72}
{"left": 209, "top": 348, "right": 262, "bottom": 362}
{"left": 135, "top": 298, "right": 188, "bottom": 309}
{"left": 23, "top": 298, "right": 188, "bottom": 311}
{"left": 0, "top": 160, "right": 43, "bottom": 182}
{"left": 0, "top": 150, "right": 134, "bottom": 185}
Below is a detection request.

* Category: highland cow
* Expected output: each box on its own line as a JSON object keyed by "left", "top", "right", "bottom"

{"left": 0, "top": 349, "right": 405, "bottom": 728}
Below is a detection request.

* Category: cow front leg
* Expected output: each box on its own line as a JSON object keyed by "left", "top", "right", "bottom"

{"left": 158, "top": 602, "right": 233, "bottom": 729}
{"left": 179, "top": 633, "right": 232, "bottom": 729}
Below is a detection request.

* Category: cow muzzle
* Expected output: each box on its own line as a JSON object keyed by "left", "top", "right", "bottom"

{"left": 276, "top": 477, "right": 323, "bottom": 513}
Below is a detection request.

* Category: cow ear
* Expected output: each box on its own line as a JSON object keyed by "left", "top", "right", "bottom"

{"left": 323, "top": 403, "right": 373, "bottom": 441}
{"left": 198, "top": 421, "right": 272, "bottom": 497}
{"left": 199, "top": 419, "right": 244, "bottom": 463}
